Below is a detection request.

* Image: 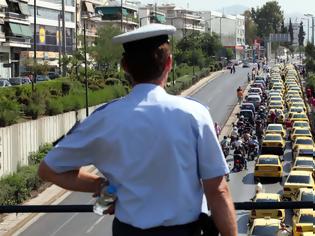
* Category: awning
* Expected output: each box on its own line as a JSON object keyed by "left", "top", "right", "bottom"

{"left": 0, "top": 0, "right": 8, "bottom": 7}
{"left": 18, "top": 2, "right": 30, "bottom": 15}
{"left": 9, "top": 23, "right": 32, "bottom": 37}
{"left": 95, "top": 6, "right": 120, "bottom": 15}
{"left": 9, "top": 23, "right": 22, "bottom": 36}
{"left": 20, "top": 25, "right": 32, "bottom": 37}
{"left": 156, "top": 15, "right": 166, "bottom": 23}
{"left": 122, "top": 8, "right": 128, "bottom": 16}
{"left": 85, "top": 1, "right": 94, "bottom": 13}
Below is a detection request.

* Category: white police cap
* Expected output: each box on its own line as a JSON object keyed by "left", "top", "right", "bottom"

{"left": 112, "top": 23, "right": 176, "bottom": 44}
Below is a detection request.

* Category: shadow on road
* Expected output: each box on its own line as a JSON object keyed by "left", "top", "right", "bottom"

{"left": 237, "top": 212, "right": 249, "bottom": 234}
{"left": 283, "top": 162, "right": 292, "bottom": 173}
{"left": 242, "top": 173, "right": 255, "bottom": 185}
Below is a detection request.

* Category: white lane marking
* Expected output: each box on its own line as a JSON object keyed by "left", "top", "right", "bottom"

{"left": 49, "top": 199, "right": 95, "bottom": 236}
{"left": 49, "top": 213, "right": 79, "bottom": 236}
{"left": 85, "top": 216, "right": 105, "bottom": 234}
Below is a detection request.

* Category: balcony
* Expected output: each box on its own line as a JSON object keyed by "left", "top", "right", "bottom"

{"left": 5, "top": 12, "right": 29, "bottom": 24}
{"left": 102, "top": 15, "right": 139, "bottom": 26}
{"left": 0, "top": 31, "right": 5, "bottom": 42}
{"left": 3, "top": 36, "right": 31, "bottom": 48}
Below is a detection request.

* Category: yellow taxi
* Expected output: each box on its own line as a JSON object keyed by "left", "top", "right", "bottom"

{"left": 294, "top": 145, "right": 314, "bottom": 161}
{"left": 289, "top": 103, "right": 307, "bottom": 112}
{"left": 254, "top": 155, "right": 283, "bottom": 182}
{"left": 248, "top": 218, "right": 284, "bottom": 236}
{"left": 292, "top": 137, "right": 314, "bottom": 152}
{"left": 261, "top": 134, "right": 285, "bottom": 155}
{"left": 249, "top": 193, "right": 285, "bottom": 222}
{"left": 283, "top": 170, "right": 314, "bottom": 200}
{"left": 290, "top": 128, "right": 312, "bottom": 142}
{"left": 287, "top": 97, "right": 304, "bottom": 107}
{"left": 269, "top": 101, "right": 284, "bottom": 110}
{"left": 292, "top": 121, "right": 311, "bottom": 132}
{"left": 292, "top": 209, "right": 314, "bottom": 235}
{"left": 267, "top": 109, "right": 285, "bottom": 123}
{"left": 287, "top": 107, "right": 305, "bottom": 119}
{"left": 265, "top": 124, "right": 286, "bottom": 138}
{"left": 292, "top": 156, "right": 314, "bottom": 172}
{"left": 269, "top": 96, "right": 284, "bottom": 104}
{"left": 293, "top": 187, "right": 314, "bottom": 202}
{"left": 289, "top": 87, "right": 302, "bottom": 95}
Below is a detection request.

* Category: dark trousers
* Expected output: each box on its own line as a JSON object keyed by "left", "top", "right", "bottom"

{"left": 112, "top": 217, "right": 200, "bottom": 236}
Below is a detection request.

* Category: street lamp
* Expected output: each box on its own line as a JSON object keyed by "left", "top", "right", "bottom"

{"left": 83, "top": 12, "right": 103, "bottom": 117}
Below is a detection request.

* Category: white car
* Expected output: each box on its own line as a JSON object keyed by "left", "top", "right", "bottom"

{"left": 0, "top": 79, "right": 11, "bottom": 87}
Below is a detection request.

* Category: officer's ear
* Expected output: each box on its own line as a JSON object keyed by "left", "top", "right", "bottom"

{"left": 164, "top": 54, "right": 173, "bottom": 73}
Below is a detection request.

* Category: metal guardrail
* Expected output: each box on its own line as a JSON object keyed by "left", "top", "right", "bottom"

{"left": 0, "top": 202, "right": 313, "bottom": 213}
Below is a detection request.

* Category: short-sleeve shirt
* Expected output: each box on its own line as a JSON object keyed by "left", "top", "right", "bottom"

{"left": 44, "top": 84, "right": 229, "bottom": 229}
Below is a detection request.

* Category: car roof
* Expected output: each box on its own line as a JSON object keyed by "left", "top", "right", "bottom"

{"left": 252, "top": 218, "right": 281, "bottom": 226}
{"left": 267, "top": 124, "right": 283, "bottom": 128}
{"left": 288, "top": 170, "right": 312, "bottom": 176}
{"left": 259, "top": 154, "right": 280, "bottom": 159}
{"left": 255, "top": 193, "right": 280, "bottom": 200}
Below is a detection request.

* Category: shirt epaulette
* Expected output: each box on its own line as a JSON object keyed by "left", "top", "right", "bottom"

{"left": 91, "top": 97, "right": 123, "bottom": 115}
{"left": 184, "top": 96, "right": 209, "bottom": 110}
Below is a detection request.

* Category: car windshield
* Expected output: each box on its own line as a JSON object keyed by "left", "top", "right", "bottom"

{"left": 258, "top": 158, "right": 278, "bottom": 164}
{"left": 294, "top": 123, "right": 308, "bottom": 127}
{"left": 298, "top": 150, "right": 313, "bottom": 156}
{"left": 295, "top": 160, "right": 314, "bottom": 167}
{"left": 271, "top": 97, "right": 281, "bottom": 100}
{"left": 299, "top": 215, "right": 315, "bottom": 224}
{"left": 256, "top": 198, "right": 278, "bottom": 202}
{"left": 247, "top": 97, "right": 259, "bottom": 101}
{"left": 264, "top": 136, "right": 281, "bottom": 141}
{"left": 301, "top": 193, "right": 315, "bottom": 202}
{"left": 294, "top": 114, "right": 306, "bottom": 118}
{"left": 287, "top": 175, "right": 310, "bottom": 184}
{"left": 296, "top": 139, "right": 313, "bottom": 145}
{"left": 252, "top": 226, "right": 279, "bottom": 235}
{"left": 295, "top": 130, "right": 310, "bottom": 134}
{"left": 268, "top": 126, "right": 281, "bottom": 131}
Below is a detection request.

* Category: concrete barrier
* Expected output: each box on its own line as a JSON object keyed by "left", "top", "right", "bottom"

{"left": 0, "top": 105, "right": 100, "bottom": 177}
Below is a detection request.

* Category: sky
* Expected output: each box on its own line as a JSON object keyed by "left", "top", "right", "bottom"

{"left": 140, "top": 0, "right": 315, "bottom": 15}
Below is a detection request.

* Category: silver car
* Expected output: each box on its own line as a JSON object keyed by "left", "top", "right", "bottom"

{"left": 0, "top": 79, "right": 11, "bottom": 87}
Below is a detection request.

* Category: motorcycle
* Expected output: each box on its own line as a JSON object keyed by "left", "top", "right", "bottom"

{"left": 233, "top": 154, "right": 246, "bottom": 172}
{"left": 247, "top": 143, "right": 259, "bottom": 161}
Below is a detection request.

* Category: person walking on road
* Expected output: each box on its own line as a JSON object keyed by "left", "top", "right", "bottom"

{"left": 232, "top": 65, "right": 236, "bottom": 74}
{"left": 247, "top": 72, "right": 250, "bottom": 83}
{"left": 237, "top": 86, "right": 243, "bottom": 105}
{"left": 214, "top": 122, "right": 221, "bottom": 138}
{"left": 38, "top": 24, "right": 237, "bottom": 236}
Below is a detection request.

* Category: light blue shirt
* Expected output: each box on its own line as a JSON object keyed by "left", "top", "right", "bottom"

{"left": 44, "top": 84, "right": 229, "bottom": 229}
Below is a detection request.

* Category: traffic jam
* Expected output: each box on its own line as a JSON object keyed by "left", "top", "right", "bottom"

{"left": 222, "top": 64, "right": 315, "bottom": 235}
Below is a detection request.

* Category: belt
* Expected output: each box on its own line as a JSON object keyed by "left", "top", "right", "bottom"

{"left": 113, "top": 217, "right": 200, "bottom": 236}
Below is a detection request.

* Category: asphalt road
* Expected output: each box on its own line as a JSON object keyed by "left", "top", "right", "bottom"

{"left": 18, "top": 66, "right": 289, "bottom": 236}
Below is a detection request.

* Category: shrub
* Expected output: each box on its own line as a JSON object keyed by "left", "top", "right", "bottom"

{"left": 24, "top": 103, "right": 45, "bottom": 119}
{"left": 0, "top": 99, "right": 20, "bottom": 127}
{"left": 61, "top": 81, "right": 71, "bottom": 96}
{"left": 46, "top": 99, "right": 64, "bottom": 115}
{"left": 28, "top": 143, "right": 53, "bottom": 165}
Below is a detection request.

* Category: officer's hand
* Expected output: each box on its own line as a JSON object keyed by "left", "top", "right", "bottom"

{"left": 92, "top": 177, "right": 108, "bottom": 198}
{"left": 103, "top": 204, "right": 115, "bottom": 215}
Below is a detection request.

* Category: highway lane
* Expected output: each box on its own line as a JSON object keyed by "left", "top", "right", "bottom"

{"left": 18, "top": 66, "right": 266, "bottom": 236}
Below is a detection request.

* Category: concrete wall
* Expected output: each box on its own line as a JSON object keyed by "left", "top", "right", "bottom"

{"left": 0, "top": 105, "right": 100, "bottom": 177}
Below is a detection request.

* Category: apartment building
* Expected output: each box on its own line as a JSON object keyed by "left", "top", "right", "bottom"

{"left": 159, "top": 4, "right": 205, "bottom": 39}
{"left": 96, "top": 0, "right": 138, "bottom": 33}
{"left": 201, "top": 11, "right": 245, "bottom": 59}
{"left": 0, "top": 0, "right": 9, "bottom": 78}
{"left": 3, "top": 0, "right": 32, "bottom": 77}
{"left": 17, "top": 0, "right": 76, "bottom": 72}
{"left": 138, "top": 4, "right": 166, "bottom": 26}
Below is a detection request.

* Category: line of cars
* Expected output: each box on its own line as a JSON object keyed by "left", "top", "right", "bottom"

{"left": 0, "top": 72, "right": 59, "bottom": 88}
{"left": 248, "top": 64, "right": 314, "bottom": 236}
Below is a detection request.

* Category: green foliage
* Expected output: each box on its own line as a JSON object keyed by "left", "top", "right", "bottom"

{"left": 244, "top": 10, "right": 257, "bottom": 46}
{"left": 46, "top": 99, "right": 64, "bottom": 115}
{"left": 89, "top": 25, "right": 123, "bottom": 77}
{"left": 225, "top": 48, "right": 234, "bottom": 60}
{"left": 28, "top": 143, "right": 53, "bottom": 165}
{"left": 305, "top": 43, "right": 315, "bottom": 73}
{"left": 23, "top": 59, "right": 53, "bottom": 75}
{"left": 251, "top": 1, "right": 284, "bottom": 38}
{"left": 298, "top": 21, "right": 305, "bottom": 46}
{"left": 0, "top": 98, "right": 20, "bottom": 127}
{"left": 0, "top": 144, "right": 53, "bottom": 205}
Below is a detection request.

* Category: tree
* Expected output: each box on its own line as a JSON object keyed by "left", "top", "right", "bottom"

{"left": 251, "top": 1, "right": 284, "bottom": 38}
{"left": 225, "top": 48, "right": 234, "bottom": 60}
{"left": 244, "top": 10, "right": 257, "bottom": 45}
{"left": 89, "top": 25, "right": 123, "bottom": 76}
{"left": 298, "top": 21, "right": 305, "bottom": 46}
{"left": 288, "top": 18, "right": 294, "bottom": 45}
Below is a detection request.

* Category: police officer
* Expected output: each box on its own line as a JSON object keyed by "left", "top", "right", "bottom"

{"left": 38, "top": 24, "right": 237, "bottom": 236}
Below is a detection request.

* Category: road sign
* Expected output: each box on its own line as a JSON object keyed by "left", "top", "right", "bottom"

{"left": 269, "top": 33, "right": 290, "bottom": 42}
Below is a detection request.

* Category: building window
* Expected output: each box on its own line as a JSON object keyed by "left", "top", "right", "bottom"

{"left": 37, "top": 0, "right": 74, "bottom": 7}
{"left": 29, "top": 6, "right": 74, "bottom": 22}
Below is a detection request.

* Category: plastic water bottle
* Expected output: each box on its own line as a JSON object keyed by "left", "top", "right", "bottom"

{"left": 93, "top": 184, "right": 117, "bottom": 216}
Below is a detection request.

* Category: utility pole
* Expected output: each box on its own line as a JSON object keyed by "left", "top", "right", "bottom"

{"left": 33, "top": 0, "right": 37, "bottom": 84}
{"left": 62, "top": 0, "right": 66, "bottom": 76}
{"left": 154, "top": 3, "right": 157, "bottom": 23}
{"left": 58, "top": 12, "right": 61, "bottom": 75}
{"left": 75, "top": 1, "right": 78, "bottom": 78}
{"left": 312, "top": 17, "right": 314, "bottom": 45}
{"left": 120, "top": 0, "right": 123, "bottom": 31}
{"left": 171, "top": 18, "right": 175, "bottom": 85}
{"left": 84, "top": 19, "right": 89, "bottom": 117}
{"left": 192, "top": 21, "right": 195, "bottom": 76}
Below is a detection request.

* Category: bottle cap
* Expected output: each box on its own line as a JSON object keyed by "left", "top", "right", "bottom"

{"left": 107, "top": 185, "right": 117, "bottom": 194}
